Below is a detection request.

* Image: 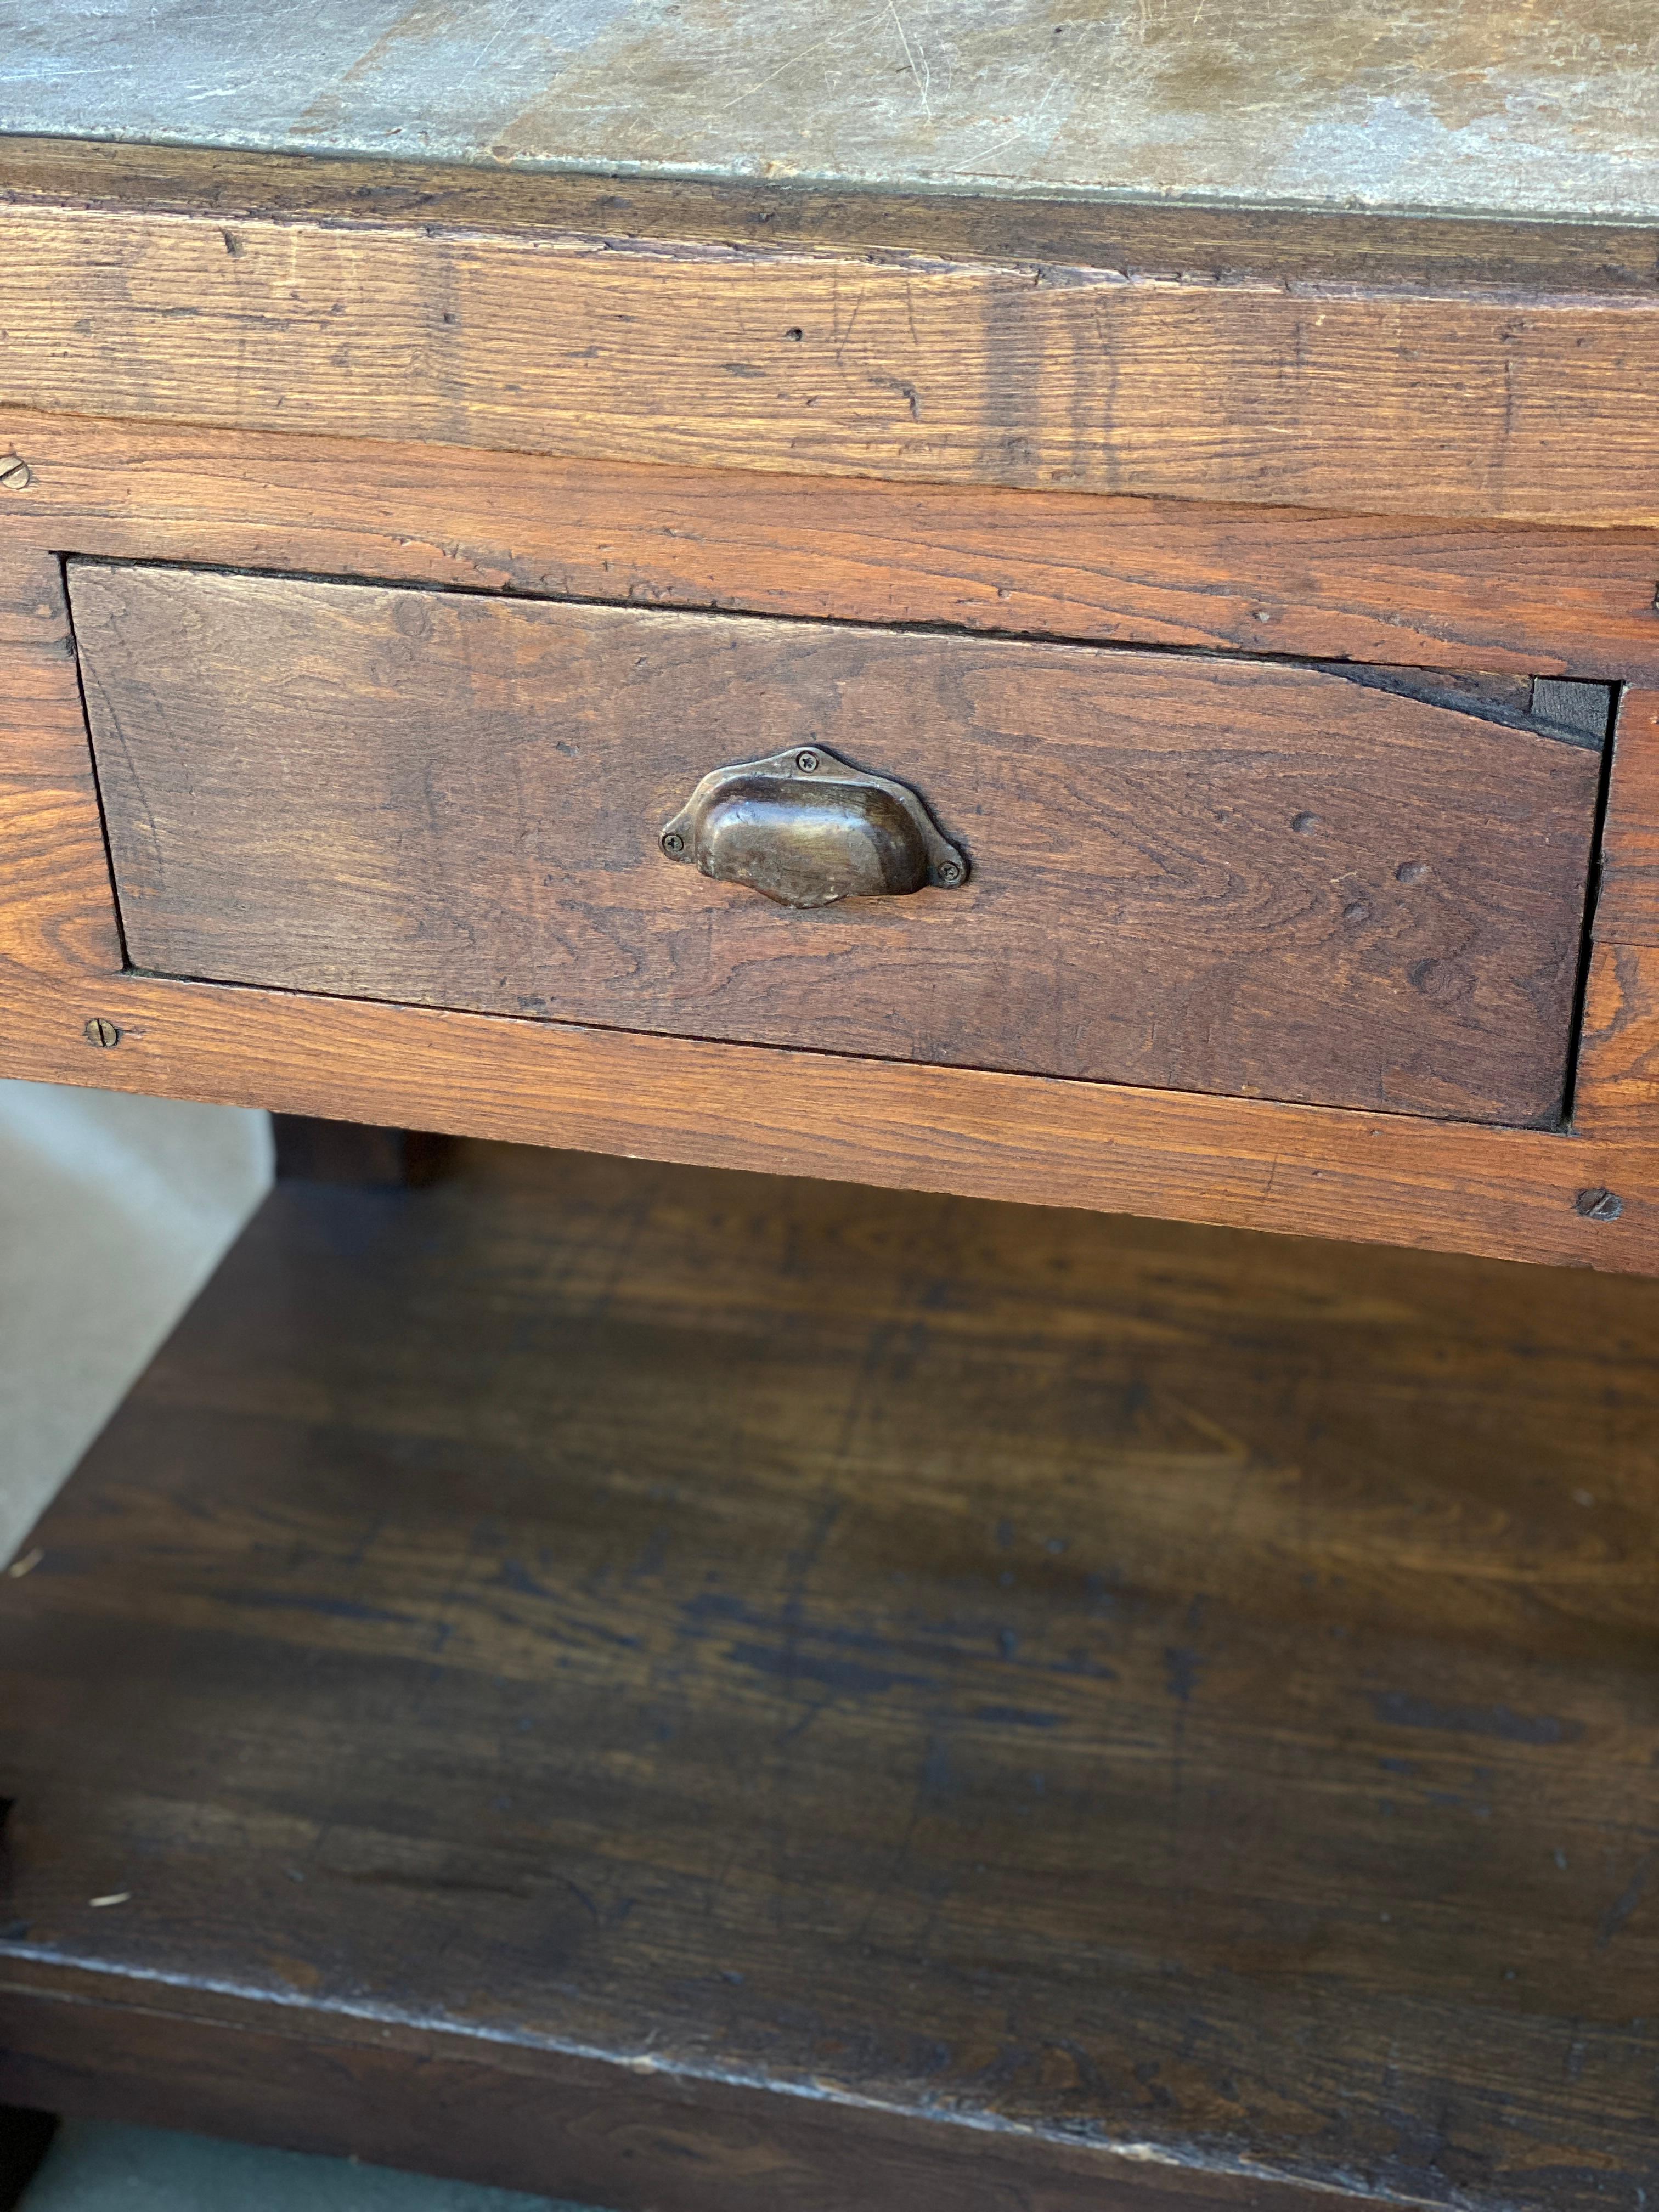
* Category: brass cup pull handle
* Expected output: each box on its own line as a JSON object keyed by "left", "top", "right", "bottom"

{"left": 659, "top": 747, "right": 968, "bottom": 911}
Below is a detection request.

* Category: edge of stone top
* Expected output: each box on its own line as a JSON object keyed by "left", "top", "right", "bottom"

{"left": 7, "top": 124, "right": 1659, "bottom": 232}
{"left": 2, "top": 0, "right": 1657, "bottom": 225}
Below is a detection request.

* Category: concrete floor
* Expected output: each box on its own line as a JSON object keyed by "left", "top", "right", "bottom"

{"left": 19, "top": 2123, "right": 592, "bottom": 2211}
{"left": 0, "top": 1077, "right": 609, "bottom": 2210}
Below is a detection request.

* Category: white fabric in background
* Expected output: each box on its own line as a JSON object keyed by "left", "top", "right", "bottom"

{"left": 0, "top": 1077, "right": 273, "bottom": 1563}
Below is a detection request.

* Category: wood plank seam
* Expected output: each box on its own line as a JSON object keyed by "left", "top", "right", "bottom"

{"left": 54, "top": 549, "right": 133, "bottom": 973}
{"left": 7, "top": 414, "right": 1659, "bottom": 679}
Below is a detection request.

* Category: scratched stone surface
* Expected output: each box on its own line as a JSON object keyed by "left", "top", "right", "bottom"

{"left": 2, "top": 0, "right": 1657, "bottom": 220}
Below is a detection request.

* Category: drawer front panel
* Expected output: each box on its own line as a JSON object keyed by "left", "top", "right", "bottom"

{"left": 69, "top": 563, "right": 1602, "bottom": 1125}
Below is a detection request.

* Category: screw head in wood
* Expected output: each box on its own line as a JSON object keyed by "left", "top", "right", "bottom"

{"left": 1575, "top": 1186, "right": 1622, "bottom": 1221}
{"left": 0, "top": 456, "right": 31, "bottom": 490}
{"left": 84, "top": 1016, "right": 121, "bottom": 1048}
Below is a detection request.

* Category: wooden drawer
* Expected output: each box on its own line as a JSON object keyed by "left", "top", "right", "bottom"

{"left": 69, "top": 562, "right": 1604, "bottom": 1127}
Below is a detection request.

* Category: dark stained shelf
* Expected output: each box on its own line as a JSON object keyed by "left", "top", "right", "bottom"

{"left": 1, "top": 1143, "right": 1656, "bottom": 2212}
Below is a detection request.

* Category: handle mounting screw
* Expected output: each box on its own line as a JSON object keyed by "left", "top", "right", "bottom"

{"left": 1576, "top": 1186, "right": 1623, "bottom": 1221}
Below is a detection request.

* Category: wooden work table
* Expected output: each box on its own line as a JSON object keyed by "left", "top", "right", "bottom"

{"left": 1, "top": 124, "right": 1658, "bottom": 1266}
{"left": 1, "top": 12, "right": 1657, "bottom": 2205}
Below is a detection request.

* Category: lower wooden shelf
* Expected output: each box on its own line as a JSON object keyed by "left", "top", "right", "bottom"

{"left": 1, "top": 1144, "right": 1655, "bottom": 2212}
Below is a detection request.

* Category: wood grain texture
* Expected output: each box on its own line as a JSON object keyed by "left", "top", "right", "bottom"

{"left": 2, "top": 204, "right": 1658, "bottom": 524}
{"left": 8, "top": 411, "right": 1659, "bottom": 679}
{"left": 4, "top": 136, "right": 1659, "bottom": 298}
{"left": 1595, "top": 690, "right": 1659, "bottom": 946}
{"left": 1573, "top": 942, "right": 1659, "bottom": 1137}
{"left": 71, "top": 563, "right": 1602, "bottom": 1126}
{"left": 3, "top": 1145, "right": 1658, "bottom": 2208}
{"left": 5, "top": 961, "right": 1658, "bottom": 1273}
{"left": 0, "top": 1987, "right": 1390, "bottom": 2212}
{"left": 0, "top": 545, "right": 123, "bottom": 983}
